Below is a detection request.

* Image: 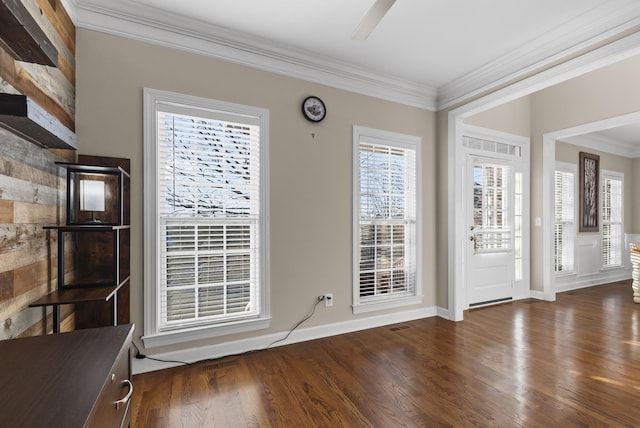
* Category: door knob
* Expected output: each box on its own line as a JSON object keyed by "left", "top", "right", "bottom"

{"left": 469, "top": 234, "right": 478, "bottom": 254}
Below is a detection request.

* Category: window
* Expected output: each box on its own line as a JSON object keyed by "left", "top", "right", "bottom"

{"left": 554, "top": 163, "right": 575, "bottom": 273}
{"left": 601, "top": 171, "right": 623, "bottom": 268}
{"left": 143, "top": 88, "right": 269, "bottom": 348}
{"left": 352, "top": 126, "right": 421, "bottom": 313}
{"left": 514, "top": 172, "right": 523, "bottom": 280}
{"left": 471, "top": 163, "right": 512, "bottom": 252}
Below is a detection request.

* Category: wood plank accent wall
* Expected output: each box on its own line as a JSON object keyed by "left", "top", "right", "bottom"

{"left": 0, "top": 0, "right": 75, "bottom": 338}
{"left": 0, "top": 0, "right": 75, "bottom": 129}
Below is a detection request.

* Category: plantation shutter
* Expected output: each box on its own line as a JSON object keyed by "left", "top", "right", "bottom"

{"left": 554, "top": 169, "right": 575, "bottom": 273}
{"left": 601, "top": 175, "right": 622, "bottom": 267}
{"left": 156, "top": 105, "right": 261, "bottom": 331}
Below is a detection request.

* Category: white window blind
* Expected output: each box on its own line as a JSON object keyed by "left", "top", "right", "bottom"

{"left": 353, "top": 126, "right": 421, "bottom": 313}
{"left": 601, "top": 172, "right": 623, "bottom": 267}
{"left": 158, "top": 111, "right": 260, "bottom": 330}
{"left": 554, "top": 168, "right": 575, "bottom": 273}
{"left": 143, "top": 88, "right": 269, "bottom": 346}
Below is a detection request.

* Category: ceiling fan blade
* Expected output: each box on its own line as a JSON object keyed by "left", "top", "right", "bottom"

{"left": 352, "top": 0, "right": 396, "bottom": 40}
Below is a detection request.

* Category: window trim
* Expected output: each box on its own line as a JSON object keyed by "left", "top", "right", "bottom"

{"left": 554, "top": 161, "right": 577, "bottom": 276}
{"left": 142, "top": 88, "right": 270, "bottom": 349}
{"left": 352, "top": 125, "right": 422, "bottom": 314}
{"left": 600, "top": 169, "right": 624, "bottom": 269}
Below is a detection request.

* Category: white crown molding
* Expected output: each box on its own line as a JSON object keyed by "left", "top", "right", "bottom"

{"left": 437, "top": 2, "right": 640, "bottom": 110}
{"left": 557, "top": 111, "right": 640, "bottom": 158}
{"left": 74, "top": 0, "right": 640, "bottom": 114}
{"left": 75, "top": 0, "right": 437, "bottom": 110}
{"left": 452, "top": 31, "right": 640, "bottom": 120}
{"left": 562, "top": 133, "right": 640, "bottom": 158}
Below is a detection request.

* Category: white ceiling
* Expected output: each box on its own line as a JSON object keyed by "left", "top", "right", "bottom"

{"left": 591, "top": 123, "right": 640, "bottom": 146}
{"left": 127, "top": 0, "right": 624, "bottom": 88}
{"left": 76, "top": 0, "right": 640, "bottom": 109}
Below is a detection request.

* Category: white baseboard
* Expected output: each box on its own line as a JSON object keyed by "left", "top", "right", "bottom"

{"left": 555, "top": 269, "right": 631, "bottom": 293}
{"left": 436, "top": 306, "right": 450, "bottom": 320}
{"left": 133, "top": 305, "right": 440, "bottom": 374}
{"left": 528, "top": 289, "right": 547, "bottom": 300}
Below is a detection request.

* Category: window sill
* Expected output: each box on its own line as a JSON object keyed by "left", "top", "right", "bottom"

{"left": 352, "top": 295, "right": 423, "bottom": 314}
{"left": 142, "top": 316, "right": 271, "bottom": 349}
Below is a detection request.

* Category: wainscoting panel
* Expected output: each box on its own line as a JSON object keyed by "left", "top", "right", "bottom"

{"left": 576, "top": 236, "right": 599, "bottom": 276}
{"left": 556, "top": 235, "right": 631, "bottom": 293}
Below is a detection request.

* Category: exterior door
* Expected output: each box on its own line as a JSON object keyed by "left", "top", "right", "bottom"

{"left": 466, "top": 156, "right": 514, "bottom": 306}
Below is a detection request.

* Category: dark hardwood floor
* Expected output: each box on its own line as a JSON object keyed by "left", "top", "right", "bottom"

{"left": 131, "top": 280, "right": 640, "bottom": 427}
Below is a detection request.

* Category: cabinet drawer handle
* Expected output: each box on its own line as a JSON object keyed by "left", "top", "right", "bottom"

{"left": 115, "top": 379, "right": 133, "bottom": 410}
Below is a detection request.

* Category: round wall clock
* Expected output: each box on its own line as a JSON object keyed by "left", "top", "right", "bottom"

{"left": 302, "top": 96, "right": 326, "bottom": 122}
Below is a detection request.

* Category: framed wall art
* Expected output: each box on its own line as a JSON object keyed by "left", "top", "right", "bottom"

{"left": 579, "top": 151, "right": 599, "bottom": 232}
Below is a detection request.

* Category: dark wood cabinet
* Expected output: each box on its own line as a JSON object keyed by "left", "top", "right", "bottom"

{"left": 0, "top": 324, "right": 134, "bottom": 427}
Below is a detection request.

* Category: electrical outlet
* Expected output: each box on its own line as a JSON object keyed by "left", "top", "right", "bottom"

{"left": 324, "top": 293, "right": 333, "bottom": 307}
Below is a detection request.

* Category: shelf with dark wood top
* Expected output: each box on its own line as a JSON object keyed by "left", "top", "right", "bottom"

{"left": 29, "top": 276, "right": 130, "bottom": 307}
{"left": 0, "top": 0, "right": 59, "bottom": 66}
{"left": 29, "top": 277, "right": 130, "bottom": 333}
{"left": 0, "top": 93, "right": 76, "bottom": 149}
{"left": 43, "top": 224, "right": 131, "bottom": 231}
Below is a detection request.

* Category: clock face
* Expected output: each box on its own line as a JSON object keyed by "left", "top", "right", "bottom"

{"left": 302, "top": 96, "right": 326, "bottom": 122}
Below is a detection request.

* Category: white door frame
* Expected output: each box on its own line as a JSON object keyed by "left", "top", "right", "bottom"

{"left": 447, "top": 33, "right": 640, "bottom": 321}
{"left": 542, "top": 110, "right": 640, "bottom": 303}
